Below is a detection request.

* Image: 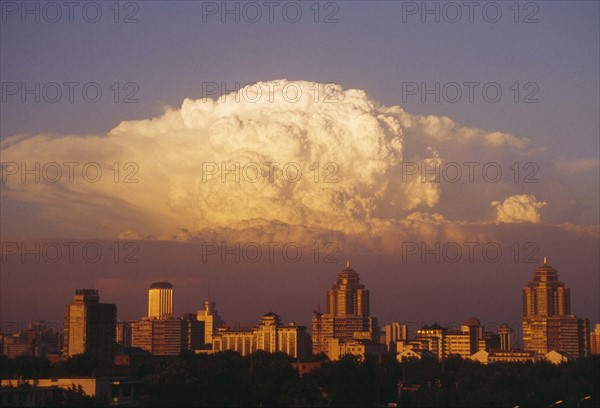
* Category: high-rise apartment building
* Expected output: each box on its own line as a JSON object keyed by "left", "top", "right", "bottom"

{"left": 312, "top": 262, "right": 379, "bottom": 357}
{"left": 148, "top": 282, "right": 173, "bottom": 319}
{"left": 591, "top": 324, "right": 600, "bottom": 355}
{"left": 130, "top": 284, "right": 203, "bottom": 355}
{"left": 130, "top": 315, "right": 203, "bottom": 356}
{"left": 381, "top": 322, "right": 408, "bottom": 352}
{"left": 115, "top": 321, "right": 134, "bottom": 348}
{"left": 63, "top": 289, "right": 116, "bottom": 361}
{"left": 197, "top": 300, "right": 224, "bottom": 346}
{"left": 522, "top": 258, "right": 590, "bottom": 358}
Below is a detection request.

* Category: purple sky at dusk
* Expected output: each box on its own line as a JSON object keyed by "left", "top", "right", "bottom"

{"left": 1, "top": 1, "right": 598, "bottom": 337}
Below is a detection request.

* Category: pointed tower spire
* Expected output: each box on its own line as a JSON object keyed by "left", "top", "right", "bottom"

{"left": 346, "top": 260, "right": 350, "bottom": 268}
{"left": 543, "top": 256, "right": 547, "bottom": 265}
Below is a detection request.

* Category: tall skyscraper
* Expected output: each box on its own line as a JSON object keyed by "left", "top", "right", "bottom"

{"left": 63, "top": 289, "right": 116, "bottom": 361}
{"left": 522, "top": 258, "right": 590, "bottom": 358}
{"left": 148, "top": 282, "right": 173, "bottom": 319}
{"left": 523, "top": 257, "right": 570, "bottom": 317}
{"left": 197, "top": 300, "right": 224, "bottom": 346}
{"left": 312, "top": 262, "right": 379, "bottom": 357}
{"left": 327, "top": 261, "right": 370, "bottom": 317}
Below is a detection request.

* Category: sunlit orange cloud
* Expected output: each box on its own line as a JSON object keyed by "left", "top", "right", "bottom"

{"left": 0, "top": 80, "right": 587, "bottom": 247}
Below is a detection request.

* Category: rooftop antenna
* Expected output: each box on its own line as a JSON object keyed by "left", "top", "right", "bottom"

{"left": 346, "top": 260, "right": 350, "bottom": 268}
{"left": 544, "top": 256, "right": 547, "bottom": 264}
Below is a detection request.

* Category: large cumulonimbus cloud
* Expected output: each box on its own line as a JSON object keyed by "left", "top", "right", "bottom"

{"left": 1, "top": 80, "right": 536, "bottom": 243}
{"left": 491, "top": 194, "right": 547, "bottom": 224}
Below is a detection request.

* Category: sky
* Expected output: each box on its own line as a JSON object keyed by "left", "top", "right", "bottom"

{"left": 1, "top": 1, "right": 598, "bottom": 340}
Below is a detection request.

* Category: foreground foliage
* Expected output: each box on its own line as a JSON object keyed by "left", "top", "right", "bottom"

{"left": 2, "top": 353, "right": 598, "bottom": 407}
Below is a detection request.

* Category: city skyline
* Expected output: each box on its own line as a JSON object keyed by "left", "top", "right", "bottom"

{"left": 59, "top": 259, "right": 595, "bottom": 362}
{"left": 2, "top": 256, "right": 597, "bottom": 406}
{"left": 1, "top": 257, "right": 595, "bottom": 366}
{"left": 3, "top": 257, "right": 593, "bottom": 351}
{"left": 2, "top": 253, "right": 598, "bottom": 328}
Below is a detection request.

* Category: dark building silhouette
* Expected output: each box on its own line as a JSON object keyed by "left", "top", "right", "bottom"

{"left": 63, "top": 289, "right": 116, "bottom": 362}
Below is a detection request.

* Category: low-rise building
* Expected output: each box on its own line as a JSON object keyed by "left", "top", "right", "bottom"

{"left": 544, "top": 350, "right": 572, "bottom": 364}
{"left": 0, "top": 386, "right": 65, "bottom": 407}
{"left": 1, "top": 378, "right": 142, "bottom": 405}
{"left": 327, "top": 338, "right": 386, "bottom": 361}
{"left": 397, "top": 348, "right": 436, "bottom": 361}
{"left": 1, "top": 321, "right": 61, "bottom": 359}
{"left": 470, "top": 350, "right": 489, "bottom": 364}
{"left": 213, "top": 312, "right": 310, "bottom": 359}
{"left": 488, "top": 350, "right": 537, "bottom": 364}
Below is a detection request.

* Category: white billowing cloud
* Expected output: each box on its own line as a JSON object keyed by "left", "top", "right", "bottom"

{"left": 491, "top": 194, "right": 547, "bottom": 224}
{"left": 1, "top": 80, "right": 535, "bottom": 241}
{"left": 382, "top": 107, "right": 530, "bottom": 149}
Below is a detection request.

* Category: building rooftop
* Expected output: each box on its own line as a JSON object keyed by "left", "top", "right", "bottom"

{"left": 149, "top": 282, "right": 173, "bottom": 289}
{"left": 464, "top": 317, "right": 481, "bottom": 327}
{"left": 75, "top": 289, "right": 99, "bottom": 296}
{"left": 420, "top": 322, "right": 446, "bottom": 331}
